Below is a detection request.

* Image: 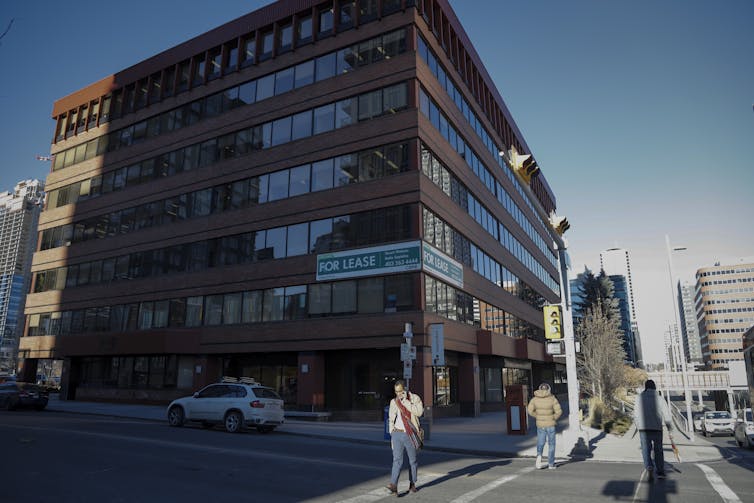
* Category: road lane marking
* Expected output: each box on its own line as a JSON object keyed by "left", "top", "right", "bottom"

{"left": 449, "top": 466, "right": 535, "bottom": 503}
{"left": 632, "top": 469, "right": 647, "bottom": 503}
{"left": 331, "top": 472, "right": 445, "bottom": 503}
{"left": 695, "top": 463, "right": 742, "bottom": 503}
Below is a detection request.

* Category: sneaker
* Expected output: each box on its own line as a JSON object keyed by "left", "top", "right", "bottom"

{"left": 535, "top": 455, "right": 542, "bottom": 469}
{"left": 548, "top": 465, "right": 556, "bottom": 470}
{"left": 656, "top": 472, "right": 667, "bottom": 479}
{"left": 646, "top": 466, "right": 654, "bottom": 482}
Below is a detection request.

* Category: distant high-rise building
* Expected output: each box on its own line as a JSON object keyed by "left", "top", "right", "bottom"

{"left": 0, "top": 180, "right": 44, "bottom": 372}
{"left": 677, "top": 281, "right": 703, "bottom": 366}
{"left": 695, "top": 260, "right": 754, "bottom": 369}
{"left": 608, "top": 274, "right": 636, "bottom": 365}
{"left": 600, "top": 248, "right": 641, "bottom": 365}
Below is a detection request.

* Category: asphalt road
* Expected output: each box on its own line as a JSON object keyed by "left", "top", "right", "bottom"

{"left": 1, "top": 410, "right": 752, "bottom": 503}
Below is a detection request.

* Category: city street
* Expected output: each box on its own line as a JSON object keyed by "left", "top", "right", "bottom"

{"left": 1, "top": 411, "right": 752, "bottom": 503}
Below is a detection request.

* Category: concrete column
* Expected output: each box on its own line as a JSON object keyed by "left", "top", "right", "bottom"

{"left": 298, "top": 351, "right": 326, "bottom": 411}
{"left": 727, "top": 388, "right": 736, "bottom": 415}
{"left": 458, "top": 353, "right": 480, "bottom": 417}
{"left": 697, "top": 390, "right": 704, "bottom": 406}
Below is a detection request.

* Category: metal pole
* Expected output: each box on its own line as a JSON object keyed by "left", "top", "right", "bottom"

{"left": 665, "top": 235, "right": 694, "bottom": 440}
{"left": 556, "top": 244, "right": 580, "bottom": 432}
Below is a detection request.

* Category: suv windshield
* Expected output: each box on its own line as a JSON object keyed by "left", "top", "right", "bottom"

{"left": 706, "top": 411, "right": 731, "bottom": 419}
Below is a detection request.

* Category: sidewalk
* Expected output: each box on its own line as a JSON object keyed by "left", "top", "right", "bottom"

{"left": 45, "top": 395, "right": 723, "bottom": 464}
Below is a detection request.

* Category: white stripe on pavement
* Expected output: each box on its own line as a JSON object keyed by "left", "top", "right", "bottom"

{"left": 449, "top": 466, "right": 536, "bottom": 503}
{"left": 695, "top": 463, "right": 742, "bottom": 503}
{"left": 332, "top": 472, "right": 445, "bottom": 503}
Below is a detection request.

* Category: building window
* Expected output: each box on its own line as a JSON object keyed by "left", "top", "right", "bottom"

{"left": 224, "top": 42, "right": 239, "bottom": 74}
{"left": 279, "top": 21, "right": 293, "bottom": 53}
{"left": 297, "top": 14, "right": 313, "bottom": 45}
{"left": 359, "top": 0, "right": 378, "bottom": 23}
{"left": 208, "top": 47, "right": 222, "bottom": 80}
{"left": 260, "top": 30, "right": 274, "bottom": 61}
{"left": 339, "top": 1, "right": 355, "bottom": 30}
{"left": 241, "top": 35, "right": 256, "bottom": 67}
{"left": 192, "top": 54, "right": 206, "bottom": 86}
{"left": 318, "top": 5, "right": 334, "bottom": 37}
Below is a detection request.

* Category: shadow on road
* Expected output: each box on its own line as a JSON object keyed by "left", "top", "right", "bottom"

{"left": 420, "top": 459, "right": 513, "bottom": 489}
{"left": 603, "top": 478, "right": 677, "bottom": 502}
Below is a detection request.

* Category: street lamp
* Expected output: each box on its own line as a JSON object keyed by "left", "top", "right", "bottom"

{"left": 665, "top": 235, "right": 694, "bottom": 440}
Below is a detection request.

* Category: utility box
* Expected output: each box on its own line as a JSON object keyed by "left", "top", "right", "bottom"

{"left": 506, "top": 384, "right": 528, "bottom": 435}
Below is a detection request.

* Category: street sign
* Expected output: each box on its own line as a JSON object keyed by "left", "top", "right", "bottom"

{"left": 430, "top": 323, "right": 445, "bottom": 366}
{"left": 546, "top": 341, "right": 564, "bottom": 355}
{"left": 403, "top": 360, "right": 413, "bottom": 379}
{"left": 400, "top": 343, "right": 416, "bottom": 361}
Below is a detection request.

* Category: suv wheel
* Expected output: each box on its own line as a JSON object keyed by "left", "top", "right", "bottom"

{"left": 224, "top": 411, "right": 243, "bottom": 433}
{"left": 168, "top": 406, "right": 185, "bottom": 427}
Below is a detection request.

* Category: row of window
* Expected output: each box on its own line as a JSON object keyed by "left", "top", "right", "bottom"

{"left": 419, "top": 140, "right": 558, "bottom": 295}
{"left": 700, "top": 287, "right": 754, "bottom": 296}
{"left": 422, "top": 207, "right": 545, "bottom": 311}
{"left": 52, "top": 28, "right": 407, "bottom": 172}
{"left": 705, "top": 307, "right": 754, "bottom": 314}
{"left": 40, "top": 141, "right": 409, "bottom": 251}
{"left": 28, "top": 273, "right": 417, "bottom": 337}
{"left": 700, "top": 277, "right": 754, "bottom": 286}
{"left": 704, "top": 297, "right": 754, "bottom": 305}
{"left": 54, "top": 0, "right": 410, "bottom": 141}
{"left": 698, "top": 267, "right": 754, "bottom": 277}
{"left": 424, "top": 275, "right": 543, "bottom": 342}
{"left": 32, "top": 205, "right": 413, "bottom": 293}
{"left": 416, "top": 34, "right": 552, "bottom": 234}
{"left": 47, "top": 81, "right": 409, "bottom": 210}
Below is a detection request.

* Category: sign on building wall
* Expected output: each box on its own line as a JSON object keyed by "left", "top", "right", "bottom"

{"left": 316, "top": 241, "right": 422, "bottom": 281}
{"left": 422, "top": 242, "right": 463, "bottom": 288}
{"left": 316, "top": 241, "right": 464, "bottom": 288}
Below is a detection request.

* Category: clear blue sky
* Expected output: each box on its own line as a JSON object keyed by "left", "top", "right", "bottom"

{"left": 1, "top": 0, "right": 752, "bottom": 363}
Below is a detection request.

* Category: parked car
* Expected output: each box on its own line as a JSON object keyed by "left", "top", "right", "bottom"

{"left": 734, "top": 408, "right": 753, "bottom": 449}
{"left": 692, "top": 412, "right": 705, "bottom": 431}
{"left": 0, "top": 374, "right": 17, "bottom": 384}
{"left": 0, "top": 382, "right": 49, "bottom": 411}
{"left": 701, "top": 410, "right": 734, "bottom": 436}
{"left": 167, "top": 377, "right": 284, "bottom": 433}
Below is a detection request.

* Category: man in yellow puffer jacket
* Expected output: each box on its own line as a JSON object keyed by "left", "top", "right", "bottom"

{"left": 527, "top": 383, "right": 562, "bottom": 469}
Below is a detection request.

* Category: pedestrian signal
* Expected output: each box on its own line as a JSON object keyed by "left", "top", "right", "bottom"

{"left": 543, "top": 305, "right": 562, "bottom": 340}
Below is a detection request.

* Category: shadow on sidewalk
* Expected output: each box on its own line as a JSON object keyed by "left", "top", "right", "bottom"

{"left": 563, "top": 430, "right": 606, "bottom": 464}
{"left": 420, "top": 459, "right": 513, "bottom": 489}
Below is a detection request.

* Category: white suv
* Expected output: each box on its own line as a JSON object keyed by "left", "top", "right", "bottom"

{"left": 167, "top": 377, "right": 284, "bottom": 433}
{"left": 701, "top": 410, "right": 734, "bottom": 437}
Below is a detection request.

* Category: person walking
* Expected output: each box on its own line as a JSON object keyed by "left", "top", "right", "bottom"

{"left": 527, "top": 382, "right": 562, "bottom": 469}
{"left": 633, "top": 379, "right": 673, "bottom": 480}
{"left": 387, "top": 380, "right": 424, "bottom": 496}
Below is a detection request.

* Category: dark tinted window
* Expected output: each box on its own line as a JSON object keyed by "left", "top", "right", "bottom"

{"left": 253, "top": 387, "right": 281, "bottom": 399}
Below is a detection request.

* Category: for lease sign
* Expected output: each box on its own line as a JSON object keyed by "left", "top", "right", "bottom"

{"left": 316, "top": 241, "right": 422, "bottom": 281}
{"left": 316, "top": 240, "right": 464, "bottom": 288}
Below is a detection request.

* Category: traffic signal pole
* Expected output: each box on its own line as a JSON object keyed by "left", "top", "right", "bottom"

{"left": 556, "top": 243, "right": 587, "bottom": 452}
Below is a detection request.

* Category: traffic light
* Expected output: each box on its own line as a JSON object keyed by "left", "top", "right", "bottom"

{"left": 543, "top": 305, "right": 562, "bottom": 340}
{"left": 548, "top": 214, "right": 570, "bottom": 235}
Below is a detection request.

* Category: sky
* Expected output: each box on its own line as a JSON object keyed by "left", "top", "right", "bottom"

{"left": 1, "top": 0, "right": 752, "bottom": 364}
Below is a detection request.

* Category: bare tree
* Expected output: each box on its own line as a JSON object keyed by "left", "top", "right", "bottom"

{"left": 576, "top": 299, "right": 626, "bottom": 404}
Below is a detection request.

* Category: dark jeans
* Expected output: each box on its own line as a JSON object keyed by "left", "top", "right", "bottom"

{"left": 639, "top": 429, "right": 665, "bottom": 474}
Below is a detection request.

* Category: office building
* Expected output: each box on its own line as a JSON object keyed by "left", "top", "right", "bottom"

{"left": 20, "top": 0, "right": 565, "bottom": 418}
{"left": 0, "top": 180, "right": 44, "bottom": 372}
{"left": 677, "top": 280, "right": 702, "bottom": 366}
{"left": 600, "top": 247, "right": 641, "bottom": 365}
{"left": 695, "top": 261, "right": 754, "bottom": 370}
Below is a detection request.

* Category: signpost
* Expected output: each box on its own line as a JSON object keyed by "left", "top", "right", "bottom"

{"left": 401, "top": 323, "right": 415, "bottom": 388}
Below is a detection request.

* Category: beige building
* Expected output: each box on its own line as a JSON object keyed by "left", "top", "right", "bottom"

{"left": 695, "top": 261, "right": 754, "bottom": 369}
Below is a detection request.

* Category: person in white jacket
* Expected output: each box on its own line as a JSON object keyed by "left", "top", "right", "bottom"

{"left": 386, "top": 380, "right": 423, "bottom": 495}
{"left": 633, "top": 379, "right": 673, "bottom": 480}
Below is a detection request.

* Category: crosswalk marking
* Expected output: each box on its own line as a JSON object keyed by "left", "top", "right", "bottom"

{"left": 449, "top": 466, "right": 536, "bottom": 503}
{"left": 695, "top": 463, "right": 742, "bottom": 503}
{"left": 332, "top": 472, "right": 445, "bottom": 503}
